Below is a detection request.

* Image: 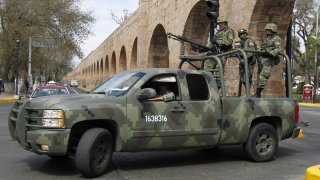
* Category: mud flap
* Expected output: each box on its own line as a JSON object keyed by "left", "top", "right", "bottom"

{"left": 291, "top": 127, "right": 302, "bottom": 139}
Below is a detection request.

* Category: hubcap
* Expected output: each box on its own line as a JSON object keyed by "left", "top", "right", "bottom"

{"left": 255, "top": 133, "right": 273, "bottom": 156}
{"left": 93, "top": 138, "right": 108, "bottom": 169}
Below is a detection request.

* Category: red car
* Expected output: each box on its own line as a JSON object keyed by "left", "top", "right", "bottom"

{"left": 29, "top": 85, "right": 69, "bottom": 99}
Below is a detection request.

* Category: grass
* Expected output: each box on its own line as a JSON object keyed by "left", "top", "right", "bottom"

{"left": 293, "top": 93, "right": 320, "bottom": 103}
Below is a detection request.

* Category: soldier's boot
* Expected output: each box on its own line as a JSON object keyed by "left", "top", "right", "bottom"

{"left": 253, "top": 88, "right": 263, "bottom": 98}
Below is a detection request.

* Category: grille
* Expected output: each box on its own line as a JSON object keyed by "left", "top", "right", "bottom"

{"left": 25, "top": 108, "right": 43, "bottom": 128}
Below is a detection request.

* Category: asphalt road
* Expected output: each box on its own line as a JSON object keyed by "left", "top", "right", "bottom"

{"left": 66, "top": 86, "right": 88, "bottom": 94}
{"left": 0, "top": 103, "right": 319, "bottom": 180}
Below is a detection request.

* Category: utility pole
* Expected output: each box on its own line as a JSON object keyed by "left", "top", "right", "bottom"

{"left": 314, "top": 1, "right": 319, "bottom": 103}
{"left": 15, "top": 38, "right": 20, "bottom": 96}
{"left": 28, "top": 38, "right": 32, "bottom": 88}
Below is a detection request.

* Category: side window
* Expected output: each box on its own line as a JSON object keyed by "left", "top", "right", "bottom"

{"left": 186, "top": 74, "right": 209, "bottom": 100}
{"left": 141, "top": 74, "right": 179, "bottom": 101}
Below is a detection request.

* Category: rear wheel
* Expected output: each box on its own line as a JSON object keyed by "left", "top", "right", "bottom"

{"left": 76, "top": 128, "right": 113, "bottom": 178}
{"left": 243, "top": 123, "right": 278, "bottom": 162}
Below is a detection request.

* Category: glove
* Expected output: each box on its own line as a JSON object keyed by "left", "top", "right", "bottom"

{"left": 211, "top": 37, "right": 217, "bottom": 44}
{"left": 198, "top": 47, "right": 208, "bottom": 53}
{"left": 191, "top": 44, "right": 198, "bottom": 52}
{"left": 206, "top": 42, "right": 213, "bottom": 49}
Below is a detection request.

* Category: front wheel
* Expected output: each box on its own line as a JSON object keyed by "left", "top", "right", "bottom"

{"left": 76, "top": 128, "right": 113, "bottom": 178}
{"left": 243, "top": 123, "right": 278, "bottom": 162}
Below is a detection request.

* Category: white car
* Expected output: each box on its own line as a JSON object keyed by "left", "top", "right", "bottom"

{"left": 46, "top": 81, "right": 56, "bottom": 86}
{"left": 70, "top": 80, "right": 78, "bottom": 87}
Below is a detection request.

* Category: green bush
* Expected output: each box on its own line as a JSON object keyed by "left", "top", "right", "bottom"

{"left": 293, "top": 93, "right": 320, "bottom": 103}
{"left": 293, "top": 94, "right": 302, "bottom": 102}
{"left": 296, "top": 82, "right": 305, "bottom": 94}
{"left": 314, "top": 95, "right": 320, "bottom": 103}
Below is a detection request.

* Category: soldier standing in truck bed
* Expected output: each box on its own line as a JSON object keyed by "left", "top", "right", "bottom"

{"left": 238, "top": 28, "right": 257, "bottom": 91}
{"left": 254, "top": 23, "right": 282, "bottom": 98}
{"left": 206, "top": 16, "right": 235, "bottom": 68}
{"left": 205, "top": 16, "right": 235, "bottom": 88}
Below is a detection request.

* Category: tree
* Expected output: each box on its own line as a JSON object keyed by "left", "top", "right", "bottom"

{"left": 110, "top": 9, "right": 132, "bottom": 25}
{"left": 293, "top": 0, "right": 320, "bottom": 84}
{"left": 0, "top": 0, "right": 95, "bottom": 82}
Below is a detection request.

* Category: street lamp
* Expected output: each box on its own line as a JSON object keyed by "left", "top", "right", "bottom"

{"left": 15, "top": 38, "right": 20, "bottom": 96}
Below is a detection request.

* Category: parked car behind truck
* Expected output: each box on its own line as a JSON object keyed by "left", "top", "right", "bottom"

{"left": 29, "top": 85, "right": 69, "bottom": 99}
{"left": 8, "top": 68, "right": 301, "bottom": 178}
{"left": 70, "top": 80, "right": 78, "bottom": 87}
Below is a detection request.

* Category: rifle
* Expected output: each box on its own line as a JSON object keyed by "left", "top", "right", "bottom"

{"left": 167, "top": 33, "right": 218, "bottom": 54}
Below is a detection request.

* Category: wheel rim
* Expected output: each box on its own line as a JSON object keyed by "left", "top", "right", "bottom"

{"left": 255, "top": 132, "right": 274, "bottom": 156}
{"left": 92, "top": 138, "right": 109, "bottom": 169}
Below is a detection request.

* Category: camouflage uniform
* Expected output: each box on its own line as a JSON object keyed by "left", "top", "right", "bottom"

{"left": 238, "top": 29, "right": 257, "bottom": 87}
{"left": 205, "top": 16, "right": 235, "bottom": 88}
{"left": 150, "top": 84, "right": 175, "bottom": 102}
{"left": 255, "top": 23, "right": 282, "bottom": 97}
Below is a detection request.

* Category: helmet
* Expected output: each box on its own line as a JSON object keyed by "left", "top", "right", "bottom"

{"left": 238, "top": 28, "right": 248, "bottom": 36}
{"left": 217, "top": 16, "right": 228, "bottom": 23}
{"left": 264, "top": 23, "right": 277, "bottom": 33}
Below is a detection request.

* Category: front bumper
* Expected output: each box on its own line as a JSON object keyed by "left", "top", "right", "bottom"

{"left": 25, "top": 129, "right": 70, "bottom": 155}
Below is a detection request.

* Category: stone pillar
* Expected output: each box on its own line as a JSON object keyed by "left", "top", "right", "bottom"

{"left": 137, "top": 0, "right": 149, "bottom": 68}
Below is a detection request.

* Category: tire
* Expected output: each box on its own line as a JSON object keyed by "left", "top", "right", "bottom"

{"left": 76, "top": 128, "right": 113, "bottom": 178}
{"left": 243, "top": 123, "right": 278, "bottom": 162}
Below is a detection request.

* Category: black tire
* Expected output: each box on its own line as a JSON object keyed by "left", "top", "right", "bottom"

{"left": 243, "top": 123, "right": 278, "bottom": 162}
{"left": 76, "top": 128, "right": 113, "bottom": 178}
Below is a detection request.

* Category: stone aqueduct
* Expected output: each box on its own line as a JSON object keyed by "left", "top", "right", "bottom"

{"left": 64, "top": 0, "right": 296, "bottom": 96}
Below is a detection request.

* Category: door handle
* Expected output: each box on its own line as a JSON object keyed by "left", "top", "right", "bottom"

{"left": 170, "top": 107, "right": 185, "bottom": 112}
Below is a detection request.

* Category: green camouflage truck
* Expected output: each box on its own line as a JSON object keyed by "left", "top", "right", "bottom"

{"left": 8, "top": 67, "right": 301, "bottom": 178}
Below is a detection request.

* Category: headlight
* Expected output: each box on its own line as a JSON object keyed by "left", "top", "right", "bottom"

{"left": 42, "top": 110, "right": 65, "bottom": 128}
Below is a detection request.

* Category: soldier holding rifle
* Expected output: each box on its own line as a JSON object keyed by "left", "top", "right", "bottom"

{"left": 206, "top": 16, "right": 234, "bottom": 68}
{"left": 204, "top": 16, "right": 234, "bottom": 89}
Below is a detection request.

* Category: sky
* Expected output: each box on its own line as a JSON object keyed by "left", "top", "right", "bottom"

{"left": 74, "top": 0, "right": 139, "bottom": 67}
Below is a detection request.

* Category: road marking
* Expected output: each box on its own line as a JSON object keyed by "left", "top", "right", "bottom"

{"left": 69, "top": 87, "right": 79, "bottom": 94}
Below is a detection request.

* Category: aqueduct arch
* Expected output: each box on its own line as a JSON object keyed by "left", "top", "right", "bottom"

{"left": 119, "top": 46, "right": 127, "bottom": 72}
{"left": 147, "top": 24, "right": 169, "bottom": 68}
{"left": 183, "top": 1, "right": 210, "bottom": 46}
{"left": 111, "top": 52, "right": 116, "bottom": 75}
{"left": 131, "top": 38, "right": 138, "bottom": 69}
{"left": 105, "top": 55, "right": 109, "bottom": 76}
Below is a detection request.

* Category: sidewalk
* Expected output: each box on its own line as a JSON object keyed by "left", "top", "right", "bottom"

{"left": 0, "top": 92, "right": 18, "bottom": 103}
{"left": 299, "top": 102, "right": 320, "bottom": 107}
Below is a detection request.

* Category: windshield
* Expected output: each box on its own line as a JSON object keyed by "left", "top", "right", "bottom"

{"left": 92, "top": 71, "right": 145, "bottom": 96}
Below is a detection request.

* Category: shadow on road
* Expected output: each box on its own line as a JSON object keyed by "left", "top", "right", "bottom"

{"left": 23, "top": 156, "right": 78, "bottom": 176}
{"left": 21, "top": 143, "right": 303, "bottom": 177}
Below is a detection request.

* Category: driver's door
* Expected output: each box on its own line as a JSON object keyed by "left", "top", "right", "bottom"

{"left": 126, "top": 74, "right": 188, "bottom": 151}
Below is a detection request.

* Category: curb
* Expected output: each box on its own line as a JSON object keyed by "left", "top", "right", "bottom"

{"left": 306, "top": 165, "right": 320, "bottom": 180}
{"left": 299, "top": 103, "right": 320, "bottom": 107}
{"left": 0, "top": 97, "right": 18, "bottom": 103}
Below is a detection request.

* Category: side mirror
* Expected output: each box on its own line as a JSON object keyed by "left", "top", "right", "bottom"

{"left": 137, "top": 88, "right": 157, "bottom": 100}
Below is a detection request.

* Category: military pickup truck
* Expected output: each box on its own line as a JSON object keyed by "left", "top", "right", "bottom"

{"left": 8, "top": 64, "right": 301, "bottom": 177}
